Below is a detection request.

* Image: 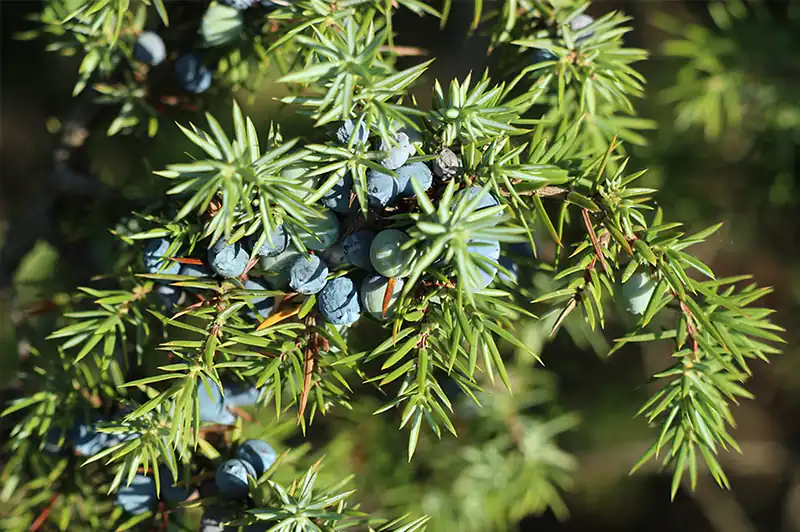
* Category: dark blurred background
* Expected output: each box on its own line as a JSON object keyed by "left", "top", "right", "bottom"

{"left": 2, "top": 1, "right": 800, "bottom": 531}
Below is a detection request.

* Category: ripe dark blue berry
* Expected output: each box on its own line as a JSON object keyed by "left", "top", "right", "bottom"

{"left": 249, "top": 225, "right": 288, "bottom": 258}
{"left": 259, "top": 247, "right": 302, "bottom": 288}
{"left": 398, "top": 125, "right": 424, "bottom": 146}
{"left": 143, "top": 238, "right": 180, "bottom": 276}
{"left": 215, "top": 458, "right": 257, "bottom": 499}
{"left": 43, "top": 427, "right": 65, "bottom": 454}
{"left": 336, "top": 119, "right": 369, "bottom": 146}
{"left": 208, "top": 239, "right": 249, "bottom": 278}
{"left": 219, "top": 0, "right": 254, "bottom": 10}
{"left": 179, "top": 263, "right": 211, "bottom": 278}
{"left": 366, "top": 169, "right": 399, "bottom": 209}
{"left": 379, "top": 132, "right": 414, "bottom": 170}
{"left": 70, "top": 418, "right": 112, "bottom": 456}
{"left": 453, "top": 187, "right": 502, "bottom": 222}
{"left": 116, "top": 474, "right": 157, "bottom": 514}
{"left": 320, "top": 243, "right": 348, "bottom": 270}
{"left": 235, "top": 439, "right": 277, "bottom": 476}
{"left": 569, "top": 13, "right": 595, "bottom": 44}
{"left": 175, "top": 53, "right": 213, "bottom": 94}
{"left": 498, "top": 256, "right": 519, "bottom": 284}
{"left": 320, "top": 173, "right": 356, "bottom": 214}
{"left": 318, "top": 276, "right": 361, "bottom": 325}
{"left": 200, "top": 505, "right": 232, "bottom": 532}
{"left": 197, "top": 380, "right": 236, "bottom": 425}
{"left": 288, "top": 254, "right": 328, "bottom": 295}
{"left": 134, "top": 31, "right": 166, "bottom": 66}
{"left": 509, "top": 241, "right": 536, "bottom": 257}
{"left": 105, "top": 431, "right": 140, "bottom": 450}
{"left": 531, "top": 49, "right": 557, "bottom": 63}
{"left": 156, "top": 284, "right": 183, "bottom": 309}
{"left": 159, "top": 466, "right": 190, "bottom": 503}
{"left": 342, "top": 230, "right": 375, "bottom": 270}
{"left": 243, "top": 278, "right": 274, "bottom": 320}
{"left": 396, "top": 162, "right": 432, "bottom": 197}
{"left": 225, "top": 384, "right": 261, "bottom": 407}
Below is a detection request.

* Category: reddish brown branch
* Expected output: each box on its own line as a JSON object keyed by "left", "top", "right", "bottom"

{"left": 298, "top": 332, "right": 317, "bottom": 423}
{"left": 30, "top": 494, "right": 59, "bottom": 532}
{"left": 582, "top": 208, "right": 610, "bottom": 274}
{"left": 499, "top": 185, "right": 568, "bottom": 198}
{"left": 382, "top": 277, "right": 396, "bottom": 318}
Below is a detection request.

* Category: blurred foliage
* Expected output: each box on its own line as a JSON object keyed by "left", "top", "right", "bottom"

{"left": 1, "top": 1, "right": 799, "bottom": 531}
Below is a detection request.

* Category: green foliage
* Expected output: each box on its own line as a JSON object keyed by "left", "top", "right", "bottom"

{"left": 657, "top": 0, "right": 800, "bottom": 140}
{"left": 1, "top": 0, "right": 787, "bottom": 530}
{"left": 329, "top": 372, "right": 579, "bottom": 531}
{"left": 278, "top": 14, "right": 427, "bottom": 132}
{"left": 238, "top": 463, "right": 430, "bottom": 531}
{"left": 490, "top": 2, "right": 656, "bottom": 151}
{"left": 16, "top": 0, "right": 146, "bottom": 96}
{"left": 155, "top": 103, "right": 316, "bottom": 245}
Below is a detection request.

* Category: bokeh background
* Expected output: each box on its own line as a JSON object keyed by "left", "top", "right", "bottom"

{"left": 2, "top": 1, "right": 800, "bottom": 531}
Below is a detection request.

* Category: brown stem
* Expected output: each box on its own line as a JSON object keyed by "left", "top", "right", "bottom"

{"left": 229, "top": 405, "right": 255, "bottom": 423}
{"left": 157, "top": 501, "right": 169, "bottom": 532}
{"left": 582, "top": 208, "right": 610, "bottom": 274}
{"left": 30, "top": 494, "right": 59, "bottom": 532}
{"left": 298, "top": 317, "right": 317, "bottom": 423}
{"left": 378, "top": 45, "right": 430, "bottom": 56}
{"left": 382, "top": 277, "right": 396, "bottom": 318}
{"left": 499, "top": 185, "right": 568, "bottom": 198}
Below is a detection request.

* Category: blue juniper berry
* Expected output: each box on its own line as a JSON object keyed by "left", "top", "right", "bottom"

{"left": 342, "top": 230, "right": 375, "bottom": 270}
{"left": 395, "top": 162, "right": 432, "bottom": 197}
{"left": 134, "top": 31, "right": 166, "bottom": 66}
{"left": 318, "top": 276, "right": 361, "bottom": 325}
{"left": 366, "top": 169, "right": 399, "bottom": 209}
{"left": 622, "top": 272, "right": 657, "bottom": 315}
{"left": 378, "top": 132, "right": 414, "bottom": 170}
{"left": 288, "top": 254, "right": 329, "bottom": 295}
{"left": 215, "top": 458, "right": 257, "bottom": 499}
{"left": 249, "top": 224, "right": 288, "bottom": 258}
{"left": 175, "top": 53, "right": 213, "bottom": 94}
{"left": 116, "top": 474, "right": 157, "bottom": 514}
{"left": 320, "top": 173, "right": 356, "bottom": 214}
{"left": 243, "top": 278, "right": 274, "bottom": 320}
{"left": 335, "top": 119, "right": 369, "bottom": 147}
{"left": 208, "top": 238, "right": 249, "bottom": 279}
{"left": 143, "top": 238, "right": 180, "bottom": 276}
{"left": 465, "top": 239, "right": 501, "bottom": 292}
{"left": 235, "top": 439, "right": 278, "bottom": 476}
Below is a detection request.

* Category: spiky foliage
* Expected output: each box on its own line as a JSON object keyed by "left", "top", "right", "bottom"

{"left": 0, "top": 1, "right": 785, "bottom": 531}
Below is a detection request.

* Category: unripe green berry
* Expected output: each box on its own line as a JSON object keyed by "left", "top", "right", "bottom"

{"left": 369, "top": 229, "right": 415, "bottom": 278}
{"left": 295, "top": 210, "right": 340, "bottom": 251}
{"left": 361, "top": 275, "right": 403, "bottom": 320}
